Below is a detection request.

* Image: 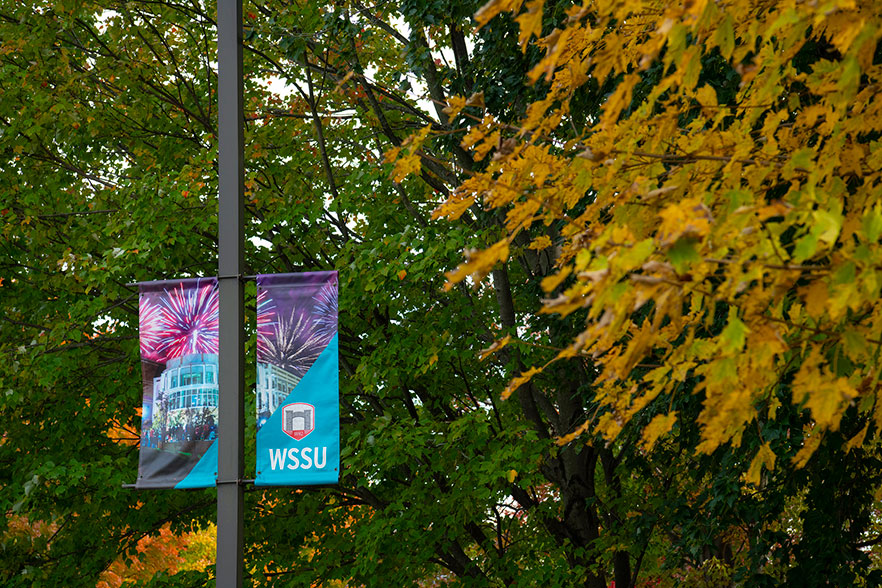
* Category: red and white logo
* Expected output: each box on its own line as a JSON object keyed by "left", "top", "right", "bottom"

{"left": 281, "top": 403, "right": 315, "bottom": 440}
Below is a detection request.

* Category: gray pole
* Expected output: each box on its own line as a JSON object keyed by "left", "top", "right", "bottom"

{"left": 217, "top": 0, "right": 244, "bottom": 586}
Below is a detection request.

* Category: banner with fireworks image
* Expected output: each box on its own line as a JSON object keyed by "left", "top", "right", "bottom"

{"left": 255, "top": 271, "right": 339, "bottom": 486}
{"left": 137, "top": 278, "right": 220, "bottom": 489}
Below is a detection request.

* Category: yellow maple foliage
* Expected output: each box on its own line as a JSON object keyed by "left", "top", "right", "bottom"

{"left": 419, "top": 0, "right": 882, "bottom": 475}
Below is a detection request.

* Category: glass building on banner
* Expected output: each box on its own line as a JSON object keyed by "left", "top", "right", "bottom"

{"left": 154, "top": 353, "right": 219, "bottom": 413}
{"left": 256, "top": 362, "right": 301, "bottom": 430}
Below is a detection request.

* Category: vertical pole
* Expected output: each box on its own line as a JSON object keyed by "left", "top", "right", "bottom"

{"left": 217, "top": 0, "right": 244, "bottom": 587}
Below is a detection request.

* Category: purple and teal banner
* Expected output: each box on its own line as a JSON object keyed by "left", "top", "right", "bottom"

{"left": 255, "top": 271, "right": 339, "bottom": 486}
{"left": 136, "top": 278, "right": 220, "bottom": 489}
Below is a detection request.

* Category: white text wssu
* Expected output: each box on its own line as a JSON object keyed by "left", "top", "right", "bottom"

{"left": 268, "top": 447, "right": 328, "bottom": 470}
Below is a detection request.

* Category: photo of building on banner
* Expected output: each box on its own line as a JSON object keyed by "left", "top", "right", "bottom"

{"left": 136, "top": 278, "right": 220, "bottom": 489}
{"left": 255, "top": 271, "right": 339, "bottom": 486}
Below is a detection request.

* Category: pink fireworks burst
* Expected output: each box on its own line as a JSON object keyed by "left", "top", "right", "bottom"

{"left": 138, "top": 296, "right": 164, "bottom": 362}
{"left": 256, "top": 287, "right": 276, "bottom": 356}
{"left": 154, "top": 281, "right": 219, "bottom": 360}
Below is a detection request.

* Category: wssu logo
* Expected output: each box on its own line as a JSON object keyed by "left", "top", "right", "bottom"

{"left": 281, "top": 402, "right": 315, "bottom": 440}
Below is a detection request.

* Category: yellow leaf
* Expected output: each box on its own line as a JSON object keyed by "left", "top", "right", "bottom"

{"left": 792, "top": 430, "right": 823, "bottom": 468}
{"left": 383, "top": 145, "right": 400, "bottom": 163}
{"left": 474, "top": 130, "right": 501, "bottom": 161}
{"left": 432, "top": 193, "right": 476, "bottom": 221}
{"left": 529, "top": 235, "right": 552, "bottom": 250}
{"left": 501, "top": 366, "right": 541, "bottom": 400}
{"left": 596, "top": 412, "right": 623, "bottom": 441}
{"left": 844, "top": 423, "right": 868, "bottom": 453}
{"left": 556, "top": 420, "right": 590, "bottom": 445}
{"left": 695, "top": 85, "right": 718, "bottom": 108}
{"left": 745, "top": 442, "right": 776, "bottom": 486}
{"left": 391, "top": 153, "right": 421, "bottom": 183}
{"left": 444, "top": 240, "right": 510, "bottom": 290}
{"left": 515, "top": 0, "right": 544, "bottom": 49}
{"left": 554, "top": 346, "right": 580, "bottom": 361}
{"left": 658, "top": 197, "right": 712, "bottom": 244}
{"left": 522, "top": 98, "right": 553, "bottom": 133}
{"left": 474, "top": 0, "right": 525, "bottom": 28}
{"left": 601, "top": 74, "right": 638, "bottom": 126}
{"left": 540, "top": 266, "right": 571, "bottom": 293}
{"left": 506, "top": 469, "right": 518, "bottom": 483}
{"left": 442, "top": 95, "right": 468, "bottom": 119}
{"left": 802, "top": 280, "right": 829, "bottom": 319}
{"left": 641, "top": 412, "right": 678, "bottom": 451}
{"left": 793, "top": 351, "right": 857, "bottom": 431}
{"left": 768, "top": 396, "right": 781, "bottom": 419}
{"left": 479, "top": 335, "right": 512, "bottom": 361}
{"left": 829, "top": 14, "right": 866, "bottom": 55}
{"left": 461, "top": 120, "right": 491, "bottom": 149}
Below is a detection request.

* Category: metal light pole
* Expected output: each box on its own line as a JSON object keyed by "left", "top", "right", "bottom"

{"left": 217, "top": 0, "right": 244, "bottom": 586}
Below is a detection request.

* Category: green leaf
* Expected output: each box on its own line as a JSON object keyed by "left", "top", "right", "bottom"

{"left": 667, "top": 237, "right": 701, "bottom": 273}
{"left": 719, "top": 309, "right": 749, "bottom": 354}
{"left": 862, "top": 206, "right": 882, "bottom": 242}
{"left": 714, "top": 15, "right": 735, "bottom": 59}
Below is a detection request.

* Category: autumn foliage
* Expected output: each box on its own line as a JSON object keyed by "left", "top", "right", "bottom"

{"left": 97, "top": 524, "right": 215, "bottom": 588}
{"left": 428, "top": 0, "right": 882, "bottom": 476}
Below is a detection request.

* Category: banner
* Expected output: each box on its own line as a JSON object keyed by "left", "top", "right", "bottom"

{"left": 136, "top": 278, "right": 220, "bottom": 489}
{"left": 255, "top": 271, "right": 339, "bottom": 486}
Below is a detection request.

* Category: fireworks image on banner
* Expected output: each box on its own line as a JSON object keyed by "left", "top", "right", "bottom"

{"left": 312, "top": 277, "right": 338, "bottom": 343}
{"left": 256, "top": 287, "right": 276, "bottom": 356}
{"left": 259, "top": 308, "right": 324, "bottom": 378}
{"left": 139, "top": 280, "right": 219, "bottom": 363}
{"left": 139, "top": 297, "right": 164, "bottom": 362}
{"left": 158, "top": 281, "right": 219, "bottom": 359}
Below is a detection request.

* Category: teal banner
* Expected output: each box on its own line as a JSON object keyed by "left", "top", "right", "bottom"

{"left": 254, "top": 272, "right": 339, "bottom": 486}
